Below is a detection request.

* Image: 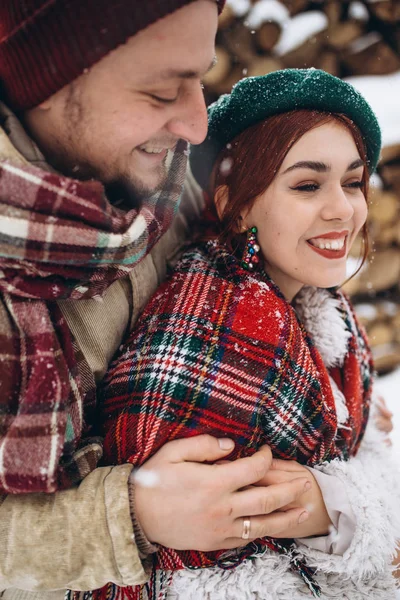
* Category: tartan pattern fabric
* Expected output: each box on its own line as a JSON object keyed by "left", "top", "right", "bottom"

{"left": 95, "top": 240, "right": 373, "bottom": 600}
{"left": 0, "top": 141, "right": 188, "bottom": 494}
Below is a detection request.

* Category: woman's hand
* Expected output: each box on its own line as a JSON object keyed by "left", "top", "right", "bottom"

{"left": 393, "top": 546, "right": 400, "bottom": 579}
{"left": 256, "top": 458, "right": 332, "bottom": 539}
{"left": 375, "top": 395, "right": 393, "bottom": 443}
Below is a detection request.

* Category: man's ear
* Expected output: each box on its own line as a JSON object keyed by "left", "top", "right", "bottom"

{"left": 214, "top": 185, "right": 229, "bottom": 220}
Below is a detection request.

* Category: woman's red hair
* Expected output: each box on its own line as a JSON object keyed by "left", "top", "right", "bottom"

{"left": 208, "top": 109, "right": 370, "bottom": 280}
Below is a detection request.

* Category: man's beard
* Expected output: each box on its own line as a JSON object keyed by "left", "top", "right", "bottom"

{"left": 104, "top": 164, "right": 168, "bottom": 210}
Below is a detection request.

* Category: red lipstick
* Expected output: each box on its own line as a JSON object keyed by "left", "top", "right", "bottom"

{"left": 307, "top": 232, "right": 349, "bottom": 260}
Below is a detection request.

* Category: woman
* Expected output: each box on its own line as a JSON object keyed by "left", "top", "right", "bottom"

{"left": 95, "top": 70, "right": 400, "bottom": 599}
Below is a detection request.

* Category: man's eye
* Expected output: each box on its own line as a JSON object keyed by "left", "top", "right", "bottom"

{"left": 290, "top": 184, "right": 320, "bottom": 192}
{"left": 150, "top": 94, "right": 178, "bottom": 104}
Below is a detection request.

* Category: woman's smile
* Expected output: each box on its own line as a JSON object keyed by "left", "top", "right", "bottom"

{"left": 307, "top": 231, "right": 349, "bottom": 259}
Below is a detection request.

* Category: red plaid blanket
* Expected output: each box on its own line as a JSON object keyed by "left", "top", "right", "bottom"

{"left": 0, "top": 141, "right": 187, "bottom": 493}
{"left": 95, "top": 240, "right": 373, "bottom": 599}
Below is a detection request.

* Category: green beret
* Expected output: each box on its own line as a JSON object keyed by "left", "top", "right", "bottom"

{"left": 190, "top": 68, "right": 381, "bottom": 190}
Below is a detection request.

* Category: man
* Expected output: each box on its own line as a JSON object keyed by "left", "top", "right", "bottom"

{"left": 0, "top": 2, "right": 312, "bottom": 598}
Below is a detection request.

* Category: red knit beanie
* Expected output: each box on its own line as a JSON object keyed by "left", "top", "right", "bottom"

{"left": 0, "top": 0, "right": 225, "bottom": 112}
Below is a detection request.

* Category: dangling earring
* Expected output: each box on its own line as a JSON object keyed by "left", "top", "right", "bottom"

{"left": 241, "top": 226, "right": 260, "bottom": 271}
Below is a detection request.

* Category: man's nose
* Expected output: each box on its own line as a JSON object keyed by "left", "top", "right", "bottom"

{"left": 166, "top": 83, "right": 208, "bottom": 145}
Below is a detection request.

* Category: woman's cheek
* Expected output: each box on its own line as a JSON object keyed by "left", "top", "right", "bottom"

{"left": 352, "top": 197, "right": 368, "bottom": 235}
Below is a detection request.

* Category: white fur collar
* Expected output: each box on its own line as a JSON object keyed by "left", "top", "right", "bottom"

{"left": 293, "top": 286, "right": 351, "bottom": 370}
{"left": 293, "top": 287, "right": 352, "bottom": 427}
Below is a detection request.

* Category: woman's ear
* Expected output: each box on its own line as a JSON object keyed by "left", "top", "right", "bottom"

{"left": 214, "top": 185, "right": 248, "bottom": 234}
{"left": 214, "top": 185, "right": 229, "bottom": 220}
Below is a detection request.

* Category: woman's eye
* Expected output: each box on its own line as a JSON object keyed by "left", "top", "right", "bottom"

{"left": 290, "top": 183, "right": 320, "bottom": 192}
{"left": 344, "top": 180, "right": 363, "bottom": 189}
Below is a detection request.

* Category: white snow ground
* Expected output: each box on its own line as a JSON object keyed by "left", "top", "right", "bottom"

{"left": 375, "top": 371, "right": 400, "bottom": 598}
{"left": 375, "top": 369, "right": 400, "bottom": 461}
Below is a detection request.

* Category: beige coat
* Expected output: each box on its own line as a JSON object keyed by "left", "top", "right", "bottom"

{"left": 0, "top": 104, "right": 204, "bottom": 597}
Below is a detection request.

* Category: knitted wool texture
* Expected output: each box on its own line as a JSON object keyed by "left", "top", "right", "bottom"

{"left": 0, "top": 0, "right": 225, "bottom": 111}
{"left": 190, "top": 69, "right": 382, "bottom": 191}
{"left": 97, "top": 240, "right": 373, "bottom": 600}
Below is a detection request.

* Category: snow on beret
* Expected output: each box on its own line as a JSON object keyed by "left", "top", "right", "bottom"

{"left": 191, "top": 68, "right": 381, "bottom": 190}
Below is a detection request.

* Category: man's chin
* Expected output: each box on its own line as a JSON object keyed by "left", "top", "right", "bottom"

{"left": 105, "top": 170, "right": 167, "bottom": 208}
{"left": 130, "top": 170, "right": 167, "bottom": 201}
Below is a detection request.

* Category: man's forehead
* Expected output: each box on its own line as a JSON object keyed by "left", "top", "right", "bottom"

{"left": 140, "top": 56, "right": 217, "bottom": 84}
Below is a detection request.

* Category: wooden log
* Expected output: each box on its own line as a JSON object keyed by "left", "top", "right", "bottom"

{"left": 255, "top": 21, "right": 282, "bottom": 52}
{"left": 246, "top": 56, "right": 283, "bottom": 77}
{"left": 275, "top": 11, "right": 328, "bottom": 67}
{"left": 315, "top": 50, "right": 340, "bottom": 76}
{"left": 368, "top": 189, "right": 400, "bottom": 227}
{"left": 367, "top": 1, "right": 400, "bottom": 23}
{"left": 348, "top": 231, "right": 363, "bottom": 259}
{"left": 391, "top": 309, "right": 400, "bottom": 337}
{"left": 279, "top": 0, "right": 310, "bottom": 16}
{"left": 344, "top": 248, "right": 400, "bottom": 295}
{"left": 217, "top": 4, "right": 236, "bottom": 29}
{"left": 353, "top": 302, "right": 379, "bottom": 326}
{"left": 375, "top": 222, "right": 399, "bottom": 247}
{"left": 394, "top": 222, "right": 400, "bottom": 246}
{"left": 367, "top": 321, "right": 394, "bottom": 347}
{"left": 325, "top": 21, "right": 365, "bottom": 50}
{"left": 341, "top": 33, "right": 400, "bottom": 75}
{"left": 371, "top": 343, "right": 400, "bottom": 374}
{"left": 394, "top": 26, "right": 400, "bottom": 54}
{"left": 280, "top": 38, "right": 323, "bottom": 69}
{"left": 379, "top": 163, "right": 400, "bottom": 193}
{"left": 323, "top": 1, "right": 343, "bottom": 27}
{"left": 367, "top": 249, "right": 400, "bottom": 292}
{"left": 202, "top": 47, "right": 231, "bottom": 88}
{"left": 211, "top": 64, "right": 245, "bottom": 96}
{"left": 380, "top": 144, "right": 400, "bottom": 164}
{"left": 220, "top": 23, "right": 257, "bottom": 64}
{"left": 246, "top": 0, "right": 288, "bottom": 51}
{"left": 377, "top": 300, "right": 399, "bottom": 320}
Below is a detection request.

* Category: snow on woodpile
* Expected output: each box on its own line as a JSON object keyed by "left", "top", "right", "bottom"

{"left": 274, "top": 12, "right": 328, "bottom": 55}
{"left": 345, "top": 71, "right": 400, "bottom": 148}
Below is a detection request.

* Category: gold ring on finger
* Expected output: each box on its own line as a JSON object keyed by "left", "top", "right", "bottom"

{"left": 241, "top": 518, "right": 251, "bottom": 540}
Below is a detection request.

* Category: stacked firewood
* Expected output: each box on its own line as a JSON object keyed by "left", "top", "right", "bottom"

{"left": 345, "top": 157, "right": 400, "bottom": 374}
{"left": 203, "top": 0, "right": 400, "bottom": 98}
{"left": 203, "top": 0, "right": 400, "bottom": 373}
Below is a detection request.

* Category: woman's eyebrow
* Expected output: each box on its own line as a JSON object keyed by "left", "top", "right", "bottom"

{"left": 347, "top": 158, "right": 365, "bottom": 171}
{"left": 282, "top": 158, "right": 365, "bottom": 175}
{"left": 282, "top": 161, "right": 329, "bottom": 174}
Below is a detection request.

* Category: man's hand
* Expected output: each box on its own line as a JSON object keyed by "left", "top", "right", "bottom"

{"left": 133, "top": 435, "right": 311, "bottom": 551}
{"left": 256, "top": 458, "right": 332, "bottom": 539}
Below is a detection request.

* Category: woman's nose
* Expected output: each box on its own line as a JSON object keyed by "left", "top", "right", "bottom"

{"left": 321, "top": 186, "right": 355, "bottom": 222}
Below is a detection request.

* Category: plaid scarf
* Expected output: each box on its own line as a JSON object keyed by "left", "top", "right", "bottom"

{"left": 88, "top": 240, "right": 373, "bottom": 600}
{"left": 0, "top": 140, "right": 188, "bottom": 494}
